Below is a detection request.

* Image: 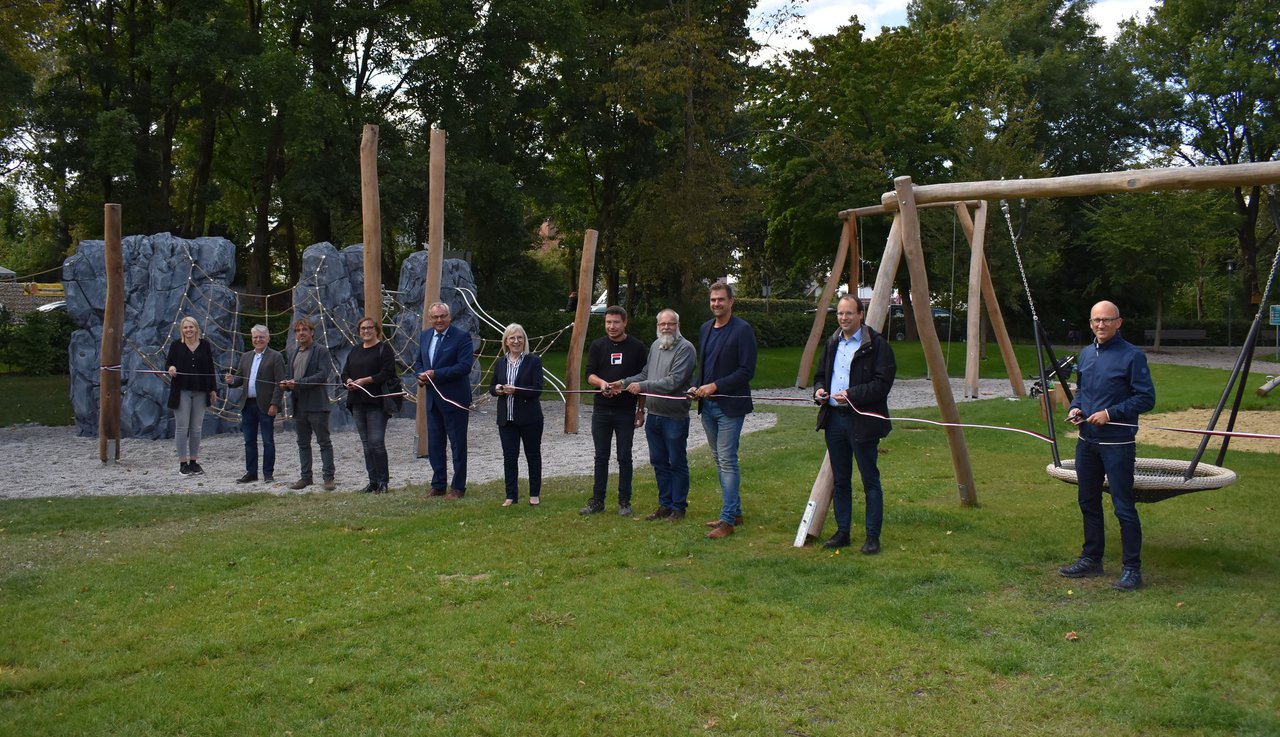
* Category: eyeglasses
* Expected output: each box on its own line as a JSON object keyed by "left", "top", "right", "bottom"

{"left": 1090, "top": 317, "right": 1119, "bottom": 325}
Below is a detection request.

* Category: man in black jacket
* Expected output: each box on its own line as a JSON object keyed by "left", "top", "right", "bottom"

{"left": 812, "top": 295, "right": 896, "bottom": 553}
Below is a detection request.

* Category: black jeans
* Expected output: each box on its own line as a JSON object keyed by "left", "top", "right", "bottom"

{"left": 591, "top": 406, "right": 636, "bottom": 504}
{"left": 352, "top": 404, "right": 389, "bottom": 486}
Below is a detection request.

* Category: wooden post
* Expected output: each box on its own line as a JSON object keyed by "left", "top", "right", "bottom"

{"left": 895, "top": 176, "right": 978, "bottom": 506}
{"left": 99, "top": 204, "right": 123, "bottom": 462}
{"left": 793, "top": 453, "right": 834, "bottom": 546}
{"left": 360, "top": 124, "right": 382, "bottom": 323}
{"left": 848, "top": 217, "right": 860, "bottom": 300}
{"left": 864, "top": 215, "right": 902, "bottom": 332}
{"left": 954, "top": 202, "right": 1025, "bottom": 397}
{"left": 797, "top": 219, "right": 852, "bottom": 388}
{"left": 961, "top": 203, "right": 985, "bottom": 398}
{"left": 416, "top": 127, "right": 446, "bottom": 457}
{"left": 564, "top": 229, "right": 599, "bottom": 433}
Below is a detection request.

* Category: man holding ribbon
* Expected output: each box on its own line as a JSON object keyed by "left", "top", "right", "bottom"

{"left": 1060, "top": 300, "right": 1155, "bottom": 591}
{"left": 415, "top": 301, "right": 475, "bottom": 499}
{"left": 224, "top": 324, "right": 286, "bottom": 484}
{"left": 812, "top": 294, "right": 896, "bottom": 553}
{"left": 625, "top": 308, "right": 696, "bottom": 522}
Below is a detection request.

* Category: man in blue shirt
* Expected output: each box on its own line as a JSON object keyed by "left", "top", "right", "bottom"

{"left": 1060, "top": 301, "right": 1156, "bottom": 591}
{"left": 691, "top": 282, "right": 757, "bottom": 539}
{"left": 415, "top": 302, "right": 475, "bottom": 498}
{"left": 812, "top": 294, "right": 896, "bottom": 553}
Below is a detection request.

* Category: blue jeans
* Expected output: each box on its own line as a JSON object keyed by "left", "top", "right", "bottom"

{"left": 646, "top": 414, "right": 690, "bottom": 511}
{"left": 823, "top": 411, "right": 883, "bottom": 537}
{"left": 591, "top": 406, "right": 636, "bottom": 504}
{"left": 498, "top": 420, "right": 543, "bottom": 501}
{"left": 241, "top": 398, "right": 276, "bottom": 476}
{"left": 1075, "top": 438, "right": 1142, "bottom": 569}
{"left": 352, "top": 404, "right": 389, "bottom": 485}
{"left": 700, "top": 401, "right": 744, "bottom": 525}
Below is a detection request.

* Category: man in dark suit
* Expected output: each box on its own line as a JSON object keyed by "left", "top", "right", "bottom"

{"left": 415, "top": 301, "right": 475, "bottom": 498}
{"left": 812, "top": 295, "right": 896, "bottom": 554}
{"left": 224, "top": 324, "right": 287, "bottom": 483}
{"left": 280, "top": 318, "right": 336, "bottom": 491}
{"left": 691, "top": 282, "right": 757, "bottom": 540}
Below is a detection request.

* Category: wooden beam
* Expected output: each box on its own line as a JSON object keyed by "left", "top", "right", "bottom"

{"left": 880, "top": 161, "right": 1280, "bottom": 210}
{"left": 360, "top": 124, "right": 382, "bottom": 323}
{"left": 564, "top": 229, "right": 599, "bottom": 433}
{"left": 98, "top": 204, "right": 123, "bottom": 462}
{"left": 954, "top": 202, "right": 1025, "bottom": 397}
{"left": 895, "top": 177, "right": 978, "bottom": 506}
{"left": 416, "top": 127, "right": 446, "bottom": 457}
{"left": 840, "top": 199, "right": 983, "bottom": 219}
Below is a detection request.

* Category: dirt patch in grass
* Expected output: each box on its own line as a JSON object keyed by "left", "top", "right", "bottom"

{"left": 1142, "top": 409, "right": 1279, "bottom": 454}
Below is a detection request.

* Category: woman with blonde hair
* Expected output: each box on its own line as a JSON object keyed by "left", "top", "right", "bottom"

{"left": 166, "top": 316, "right": 218, "bottom": 476}
{"left": 489, "top": 323, "right": 544, "bottom": 506}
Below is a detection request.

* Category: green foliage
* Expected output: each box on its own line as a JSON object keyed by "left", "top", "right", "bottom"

{"left": 0, "top": 308, "right": 72, "bottom": 376}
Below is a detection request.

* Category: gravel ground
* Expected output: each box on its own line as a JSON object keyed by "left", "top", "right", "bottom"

{"left": 2, "top": 345, "right": 1274, "bottom": 501}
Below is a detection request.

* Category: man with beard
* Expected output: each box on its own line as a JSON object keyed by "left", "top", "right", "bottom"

{"left": 625, "top": 309, "right": 696, "bottom": 521}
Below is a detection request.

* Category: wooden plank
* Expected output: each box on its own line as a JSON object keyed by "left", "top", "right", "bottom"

{"left": 880, "top": 161, "right": 1280, "bottom": 210}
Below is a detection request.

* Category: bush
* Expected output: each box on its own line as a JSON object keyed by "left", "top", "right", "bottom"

{"left": 0, "top": 309, "right": 74, "bottom": 375}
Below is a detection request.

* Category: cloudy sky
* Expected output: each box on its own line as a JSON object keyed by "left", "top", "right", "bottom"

{"left": 749, "top": 0, "right": 1159, "bottom": 57}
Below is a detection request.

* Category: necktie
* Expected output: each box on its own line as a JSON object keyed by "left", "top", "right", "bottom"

{"left": 429, "top": 331, "right": 442, "bottom": 365}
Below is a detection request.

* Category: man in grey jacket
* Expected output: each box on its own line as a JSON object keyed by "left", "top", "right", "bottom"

{"left": 280, "top": 318, "right": 336, "bottom": 491}
{"left": 625, "top": 309, "right": 696, "bottom": 521}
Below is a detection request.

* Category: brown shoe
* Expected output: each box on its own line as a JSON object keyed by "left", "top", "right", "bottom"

{"left": 322, "top": 479, "right": 336, "bottom": 491}
{"left": 706, "top": 521, "right": 735, "bottom": 539}
{"left": 427, "top": 488, "right": 447, "bottom": 497}
{"left": 444, "top": 489, "right": 465, "bottom": 500}
{"left": 668, "top": 509, "right": 686, "bottom": 522}
{"left": 645, "top": 506, "right": 673, "bottom": 521}
{"left": 704, "top": 515, "right": 744, "bottom": 528}
{"left": 289, "top": 479, "right": 312, "bottom": 491}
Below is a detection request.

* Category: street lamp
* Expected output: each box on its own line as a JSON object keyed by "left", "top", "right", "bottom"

{"left": 1226, "top": 258, "right": 1236, "bottom": 347}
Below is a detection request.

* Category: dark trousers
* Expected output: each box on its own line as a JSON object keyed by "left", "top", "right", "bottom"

{"left": 498, "top": 419, "right": 543, "bottom": 501}
{"left": 427, "top": 402, "right": 469, "bottom": 491}
{"left": 294, "top": 411, "right": 334, "bottom": 482}
{"left": 645, "top": 413, "right": 690, "bottom": 511}
{"left": 1075, "top": 438, "right": 1142, "bottom": 569}
{"left": 352, "top": 404, "right": 389, "bottom": 485}
{"left": 241, "top": 398, "right": 276, "bottom": 476}
{"left": 591, "top": 406, "right": 636, "bottom": 504}
{"left": 824, "top": 411, "right": 884, "bottom": 538}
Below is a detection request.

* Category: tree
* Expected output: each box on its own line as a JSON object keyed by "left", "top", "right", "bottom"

{"left": 1121, "top": 0, "right": 1280, "bottom": 316}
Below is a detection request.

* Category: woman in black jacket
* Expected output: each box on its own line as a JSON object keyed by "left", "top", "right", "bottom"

{"left": 489, "top": 323, "right": 544, "bottom": 506}
{"left": 166, "top": 315, "right": 218, "bottom": 476}
{"left": 342, "top": 316, "right": 398, "bottom": 493}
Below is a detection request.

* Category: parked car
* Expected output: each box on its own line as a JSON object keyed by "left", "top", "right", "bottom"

{"left": 887, "top": 304, "right": 965, "bottom": 342}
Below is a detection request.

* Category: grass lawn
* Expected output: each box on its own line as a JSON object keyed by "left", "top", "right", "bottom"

{"left": 0, "top": 374, "right": 73, "bottom": 427}
{"left": 1, "top": 362, "right": 1276, "bottom": 736}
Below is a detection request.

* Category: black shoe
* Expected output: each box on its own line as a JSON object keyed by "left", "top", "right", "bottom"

{"left": 619, "top": 503, "right": 632, "bottom": 517}
{"left": 579, "top": 499, "right": 605, "bottom": 515}
{"left": 179, "top": 461, "right": 192, "bottom": 476}
{"left": 860, "top": 536, "right": 881, "bottom": 555}
{"left": 645, "top": 506, "right": 673, "bottom": 521}
{"left": 189, "top": 461, "right": 205, "bottom": 476}
{"left": 361, "top": 482, "right": 378, "bottom": 493}
{"left": 667, "top": 509, "right": 686, "bottom": 522}
{"left": 822, "top": 530, "right": 852, "bottom": 549}
{"left": 263, "top": 475, "right": 274, "bottom": 482}
{"left": 1113, "top": 567, "right": 1143, "bottom": 591}
{"left": 1059, "top": 557, "right": 1104, "bottom": 578}
{"left": 375, "top": 483, "right": 389, "bottom": 494}
{"left": 236, "top": 473, "right": 258, "bottom": 484}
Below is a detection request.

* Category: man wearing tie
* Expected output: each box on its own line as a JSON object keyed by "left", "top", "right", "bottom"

{"left": 224, "top": 324, "right": 286, "bottom": 483}
{"left": 415, "top": 301, "right": 475, "bottom": 498}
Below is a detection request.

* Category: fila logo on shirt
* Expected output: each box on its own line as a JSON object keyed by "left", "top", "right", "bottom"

{"left": 611, "top": 352, "right": 623, "bottom": 365}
